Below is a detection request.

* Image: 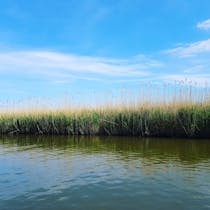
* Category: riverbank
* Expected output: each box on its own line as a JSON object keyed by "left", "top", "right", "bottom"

{"left": 0, "top": 102, "right": 210, "bottom": 138}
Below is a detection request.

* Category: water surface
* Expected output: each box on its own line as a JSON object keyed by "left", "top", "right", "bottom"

{"left": 0, "top": 136, "right": 210, "bottom": 210}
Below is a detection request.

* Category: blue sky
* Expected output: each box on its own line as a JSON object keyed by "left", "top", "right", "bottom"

{"left": 0, "top": 0, "right": 210, "bottom": 105}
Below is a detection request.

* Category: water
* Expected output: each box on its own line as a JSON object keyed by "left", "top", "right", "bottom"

{"left": 0, "top": 136, "right": 210, "bottom": 210}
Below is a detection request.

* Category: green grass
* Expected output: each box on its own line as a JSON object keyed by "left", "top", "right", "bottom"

{"left": 0, "top": 102, "right": 210, "bottom": 138}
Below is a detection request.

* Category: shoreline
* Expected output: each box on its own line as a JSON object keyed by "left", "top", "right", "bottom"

{"left": 0, "top": 103, "right": 210, "bottom": 138}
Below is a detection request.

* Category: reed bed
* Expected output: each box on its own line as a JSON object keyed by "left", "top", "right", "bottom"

{"left": 0, "top": 83, "right": 210, "bottom": 138}
{"left": 0, "top": 101, "right": 209, "bottom": 138}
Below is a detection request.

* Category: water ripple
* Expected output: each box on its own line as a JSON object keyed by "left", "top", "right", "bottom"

{"left": 0, "top": 136, "right": 210, "bottom": 210}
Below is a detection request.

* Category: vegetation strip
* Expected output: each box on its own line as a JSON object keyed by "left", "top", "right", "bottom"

{"left": 0, "top": 103, "right": 210, "bottom": 138}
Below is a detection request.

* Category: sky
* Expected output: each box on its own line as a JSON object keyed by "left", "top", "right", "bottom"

{"left": 0, "top": 0, "right": 210, "bottom": 105}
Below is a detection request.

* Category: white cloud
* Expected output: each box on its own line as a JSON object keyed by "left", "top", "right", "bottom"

{"left": 1, "top": 40, "right": 210, "bottom": 88}
{"left": 164, "top": 39, "right": 210, "bottom": 57}
{"left": 197, "top": 19, "right": 210, "bottom": 30}
{"left": 183, "top": 65, "right": 205, "bottom": 73}
{"left": 161, "top": 38, "right": 210, "bottom": 86}
{"left": 0, "top": 50, "right": 160, "bottom": 79}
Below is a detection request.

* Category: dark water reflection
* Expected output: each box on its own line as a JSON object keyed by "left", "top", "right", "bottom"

{"left": 0, "top": 136, "right": 210, "bottom": 210}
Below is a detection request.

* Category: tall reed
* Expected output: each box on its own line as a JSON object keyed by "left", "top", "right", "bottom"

{"left": 0, "top": 82, "right": 210, "bottom": 138}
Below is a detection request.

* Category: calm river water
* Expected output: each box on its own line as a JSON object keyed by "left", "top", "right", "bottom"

{"left": 0, "top": 136, "right": 210, "bottom": 210}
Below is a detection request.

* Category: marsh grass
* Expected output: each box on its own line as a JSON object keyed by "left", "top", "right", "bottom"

{"left": 0, "top": 83, "right": 210, "bottom": 138}
{"left": 0, "top": 101, "right": 210, "bottom": 138}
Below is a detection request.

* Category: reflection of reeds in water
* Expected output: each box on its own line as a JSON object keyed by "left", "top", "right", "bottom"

{"left": 1, "top": 136, "right": 210, "bottom": 163}
{"left": 0, "top": 82, "right": 210, "bottom": 138}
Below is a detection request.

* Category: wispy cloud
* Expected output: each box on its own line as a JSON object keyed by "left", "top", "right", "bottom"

{"left": 0, "top": 50, "right": 162, "bottom": 80}
{"left": 183, "top": 65, "right": 205, "bottom": 73}
{"left": 164, "top": 39, "right": 210, "bottom": 57}
{"left": 1, "top": 37, "right": 210, "bottom": 89}
{"left": 197, "top": 19, "right": 210, "bottom": 30}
